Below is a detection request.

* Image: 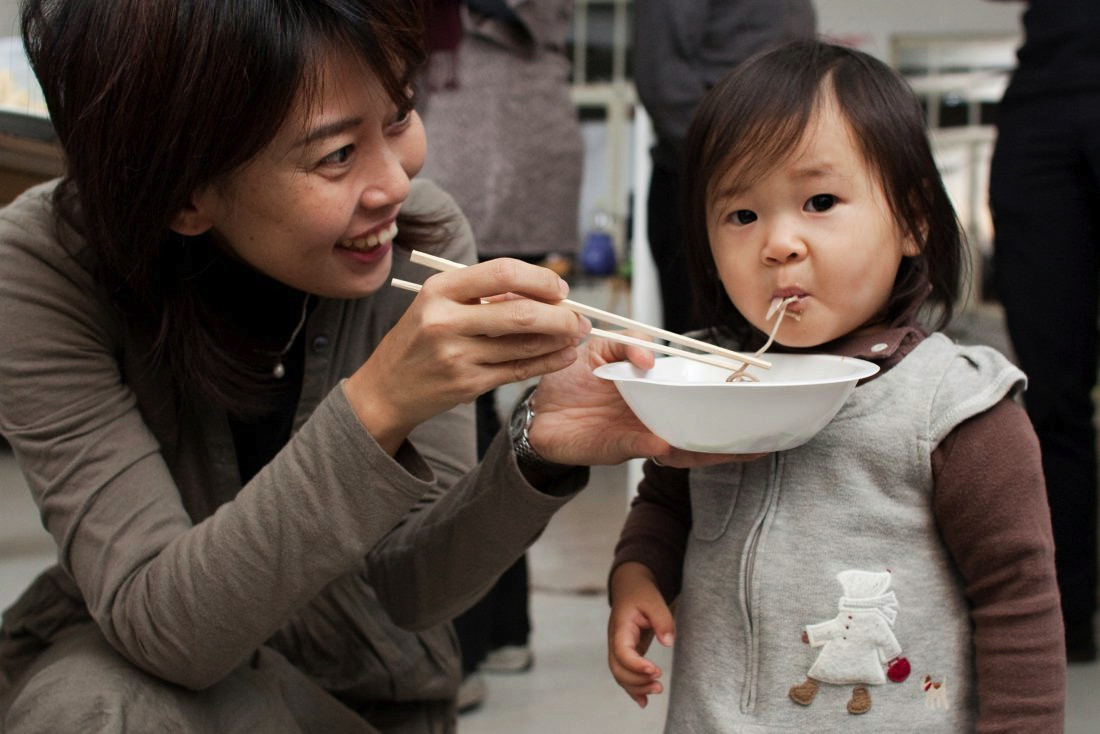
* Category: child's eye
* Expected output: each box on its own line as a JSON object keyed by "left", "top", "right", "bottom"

{"left": 390, "top": 107, "right": 412, "bottom": 128}
{"left": 805, "top": 194, "right": 836, "bottom": 212}
{"left": 319, "top": 145, "right": 353, "bottom": 166}
{"left": 729, "top": 209, "right": 757, "bottom": 225}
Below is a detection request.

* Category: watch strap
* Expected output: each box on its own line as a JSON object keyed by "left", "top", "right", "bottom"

{"left": 509, "top": 385, "right": 574, "bottom": 479}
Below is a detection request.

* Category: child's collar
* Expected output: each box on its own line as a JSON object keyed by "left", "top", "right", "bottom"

{"left": 828, "top": 326, "right": 924, "bottom": 362}
{"left": 796, "top": 325, "right": 927, "bottom": 384}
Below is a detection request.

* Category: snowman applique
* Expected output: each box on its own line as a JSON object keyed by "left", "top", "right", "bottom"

{"left": 789, "top": 569, "right": 910, "bottom": 715}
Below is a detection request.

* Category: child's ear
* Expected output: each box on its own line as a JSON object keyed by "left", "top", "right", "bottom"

{"left": 901, "top": 186, "right": 932, "bottom": 257}
{"left": 901, "top": 228, "right": 922, "bottom": 257}
{"left": 169, "top": 192, "right": 214, "bottom": 236}
{"left": 900, "top": 215, "right": 927, "bottom": 257}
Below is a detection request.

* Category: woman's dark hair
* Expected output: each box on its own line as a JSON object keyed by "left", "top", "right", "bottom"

{"left": 681, "top": 39, "right": 965, "bottom": 345}
{"left": 21, "top": 0, "right": 441, "bottom": 414}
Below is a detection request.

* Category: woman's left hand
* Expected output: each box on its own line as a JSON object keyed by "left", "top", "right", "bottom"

{"left": 529, "top": 335, "right": 760, "bottom": 468}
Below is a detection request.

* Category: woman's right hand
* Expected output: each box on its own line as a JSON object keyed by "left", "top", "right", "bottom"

{"left": 344, "top": 258, "right": 590, "bottom": 454}
{"left": 608, "top": 562, "right": 676, "bottom": 708}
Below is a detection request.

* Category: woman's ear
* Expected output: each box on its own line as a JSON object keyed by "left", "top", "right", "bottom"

{"left": 169, "top": 192, "right": 214, "bottom": 236}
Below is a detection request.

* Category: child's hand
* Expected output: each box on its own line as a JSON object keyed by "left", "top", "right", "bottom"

{"left": 607, "top": 562, "right": 676, "bottom": 708}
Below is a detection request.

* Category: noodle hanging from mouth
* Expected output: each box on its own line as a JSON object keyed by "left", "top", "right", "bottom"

{"left": 726, "top": 296, "right": 800, "bottom": 382}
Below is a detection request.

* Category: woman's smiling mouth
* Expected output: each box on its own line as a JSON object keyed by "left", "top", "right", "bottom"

{"left": 339, "top": 221, "right": 398, "bottom": 251}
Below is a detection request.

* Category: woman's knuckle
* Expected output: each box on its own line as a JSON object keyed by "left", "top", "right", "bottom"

{"left": 418, "top": 317, "right": 449, "bottom": 339}
{"left": 509, "top": 300, "right": 538, "bottom": 329}
{"left": 510, "top": 360, "right": 533, "bottom": 383}
{"left": 540, "top": 265, "right": 562, "bottom": 292}
{"left": 419, "top": 272, "right": 444, "bottom": 295}
{"left": 489, "top": 257, "right": 521, "bottom": 284}
{"left": 437, "top": 343, "right": 465, "bottom": 365}
{"left": 520, "top": 332, "right": 544, "bottom": 356}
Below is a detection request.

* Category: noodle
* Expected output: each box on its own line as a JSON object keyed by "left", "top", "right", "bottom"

{"left": 726, "top": 296, "right": 800, "bottom": 382}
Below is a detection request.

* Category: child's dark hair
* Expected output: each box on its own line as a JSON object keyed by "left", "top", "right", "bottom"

{"left": 681, "top": 39, "right": 965, "bottom": 343}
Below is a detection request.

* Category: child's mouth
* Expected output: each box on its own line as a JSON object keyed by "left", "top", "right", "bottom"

{"left": 767, "top": 295, "right": 803, "bottom": 321}
{"left": 726, "top": 295, "right": 802, "bottom": 382}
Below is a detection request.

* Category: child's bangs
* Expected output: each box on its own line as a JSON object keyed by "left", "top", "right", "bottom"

{"left": 705, "top": 96, "right": 817, "bottom": 208}
{"left": 713, "top": 116, "right": 809, "bottom": 203}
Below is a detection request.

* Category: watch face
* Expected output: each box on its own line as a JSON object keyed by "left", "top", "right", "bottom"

{"left": 509, "top": 394, "right": 529, "bottom": 437}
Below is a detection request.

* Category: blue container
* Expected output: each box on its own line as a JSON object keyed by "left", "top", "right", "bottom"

{"left": 580, "top": 230, "right": 616, "bottom": 276}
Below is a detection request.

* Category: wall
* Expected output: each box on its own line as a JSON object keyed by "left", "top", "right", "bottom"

{"left": 0, "top": 0, "right": 1029, "bottom": 50}
{"left": 0, "top": 1, "right": 1029, "bottom": 67}
{"left": 815, "top": 0, "right": 1024, "bottom": 60}
{"left": 0, "top": 2, "right": 14, "bottom": 36}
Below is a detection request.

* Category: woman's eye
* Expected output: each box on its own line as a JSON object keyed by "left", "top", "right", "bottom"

{"left": 319, "top": 145, "right": 353, "bottom": 166}
{"left": 730, "top": 209, "right": 757, "bottom": 225}
{"left": 390, "top": 91, "right": 416, "bottom": 130}
{"left": 805, "top": 194, "right": 836, "bottom": 212}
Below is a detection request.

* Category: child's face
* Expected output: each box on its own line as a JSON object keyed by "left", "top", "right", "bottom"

{"left": 706, "top": 94, "right": 918, "bottom": 348}
{"left": 181, "top": 47, "right": 425, "bottom": 299}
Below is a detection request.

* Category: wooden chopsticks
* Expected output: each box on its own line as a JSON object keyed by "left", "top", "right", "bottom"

{"left": 392, "top": 250, "right": 770, "bottom": 372}
{"left": 390, "top": 278, "right": 756, "bottom": 372}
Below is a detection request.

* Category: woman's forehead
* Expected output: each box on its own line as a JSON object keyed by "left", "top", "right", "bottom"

{"left": 280, "top": 48, "right": 392, "bottom": 138}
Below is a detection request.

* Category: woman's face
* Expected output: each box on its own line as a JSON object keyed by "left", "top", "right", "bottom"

{"left": 706, "top": 94, "right": 917, "bottom": 347}
{"left": 185, "top": 48, "right": 425, "bottom": 298}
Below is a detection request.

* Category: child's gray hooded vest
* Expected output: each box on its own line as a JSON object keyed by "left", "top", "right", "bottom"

{"left": 667, "top": 334, "right": 1025, "bottom": 732}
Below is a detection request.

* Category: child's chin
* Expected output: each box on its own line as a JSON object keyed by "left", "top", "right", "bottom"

{"left": 774, "top": 335, "right": 827, "bottom": 350}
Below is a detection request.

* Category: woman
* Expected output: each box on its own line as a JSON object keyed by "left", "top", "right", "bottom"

{"left": 0, "top": 1, "right": 725, "bottom": 731}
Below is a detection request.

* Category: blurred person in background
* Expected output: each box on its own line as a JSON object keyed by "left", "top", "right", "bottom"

{"left": 419, "top": 0, "right": 584, "bottom": 712}
{"left": 633, "top": 0, "right": 816, "bottom": 334}
{"left": 986, "top": 0, "right": 1100, "bottom": 663}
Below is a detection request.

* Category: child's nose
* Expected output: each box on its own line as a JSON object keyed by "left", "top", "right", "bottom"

{"left": 761, "top": 229, "right": 807, "bottom": 265}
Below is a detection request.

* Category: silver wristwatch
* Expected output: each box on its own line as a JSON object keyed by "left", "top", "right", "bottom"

{"left": 508, "top": 385, "right": 573, "bottom": 478}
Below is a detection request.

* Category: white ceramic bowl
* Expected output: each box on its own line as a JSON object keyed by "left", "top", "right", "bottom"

{"left": 594, "top": 353, "right": 880, "bottom": 453}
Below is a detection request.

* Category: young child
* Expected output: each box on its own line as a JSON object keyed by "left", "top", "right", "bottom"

{"left": 606, "top": 40, "right": 1065, "bottom": 732}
